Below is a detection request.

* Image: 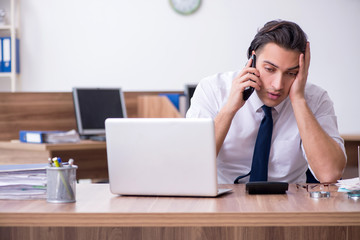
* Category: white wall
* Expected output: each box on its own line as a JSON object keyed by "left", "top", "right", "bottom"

{"left": 15, "top": 0, "right": 360, "bottom": 134}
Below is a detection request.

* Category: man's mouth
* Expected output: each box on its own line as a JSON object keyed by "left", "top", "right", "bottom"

{"left": 268, "top": 92, "right": 281, "bottom": 100}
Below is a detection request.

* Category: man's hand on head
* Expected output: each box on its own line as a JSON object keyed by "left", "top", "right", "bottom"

{"left": 289, "top": 42, "right": 311, "bottom": 102}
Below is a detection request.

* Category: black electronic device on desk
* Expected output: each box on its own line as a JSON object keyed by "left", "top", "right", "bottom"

{"left": 246, "top": 182, "right": 289, "bottom": 194}
{"left": 72, "top": 87, "right": 127, "bottom": 142}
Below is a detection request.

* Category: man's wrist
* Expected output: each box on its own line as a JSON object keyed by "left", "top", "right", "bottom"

{"left": 221, "top": 103, "right": 239, "bottom": 118}
{"left": 290, "top": 93, "right": 306, "bottom": 105}
{"left": 290, "top": 96, "right": 308, "bottom": 115}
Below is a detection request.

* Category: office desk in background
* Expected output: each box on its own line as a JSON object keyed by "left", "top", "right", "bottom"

{"left": 0, "top": 140, "right": 107, "bottom": 180}
{"left": 0, "top": 184, "right": 359, "bottom": 240}
{"left": 0, "top": 135, "right": 358, "bottom": 182}
{"left": 342, "top": 135, "right": 360, "bottom": 179}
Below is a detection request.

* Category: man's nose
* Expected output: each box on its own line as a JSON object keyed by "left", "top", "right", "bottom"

{"left": 271, "top": 73, "right": 284, "bottom": 90}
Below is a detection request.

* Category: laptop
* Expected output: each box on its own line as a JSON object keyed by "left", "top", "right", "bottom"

{"left": 105, "top": 118, "right": 231, "bottom": 197}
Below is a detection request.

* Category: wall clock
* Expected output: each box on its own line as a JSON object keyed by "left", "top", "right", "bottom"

{"left": 169, "top": 0, "right": 201, "bottom": 15}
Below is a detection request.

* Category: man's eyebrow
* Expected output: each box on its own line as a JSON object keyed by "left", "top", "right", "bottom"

{"left": 287, "top": 65, "right": 299, "bottom": 71}
{"left": 263, "top": 60, "right": 279, "bottom": 68}
{"left": 263, "top": 60, "right": 299, "bottom": 71}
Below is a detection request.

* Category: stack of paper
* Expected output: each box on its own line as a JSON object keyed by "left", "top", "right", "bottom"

{"left": 336, "top": 177, "right": 360, "bottom": 192}
{"left": 0, "top": 163, "right": 48, "bottom": 200}
{"left": 44, "top": 129, "right": 81, "bottom": 143}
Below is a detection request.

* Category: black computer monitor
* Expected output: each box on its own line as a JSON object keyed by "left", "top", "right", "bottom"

{"left": 184, "top": 84, "right": 197, "bottom": 110}
{"left": 72, "top": 88, "right": 127, "bottom": 138}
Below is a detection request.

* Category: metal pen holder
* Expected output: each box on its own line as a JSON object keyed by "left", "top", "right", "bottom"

{"left": 46, "top": 165, "right": 78, "bottom": 203}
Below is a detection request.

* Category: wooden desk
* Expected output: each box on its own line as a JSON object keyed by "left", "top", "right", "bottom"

{"left": 0, "top": 140, "right": 107, "bottom": 180}
{"left": 0, "top": 184, "right": 359, "bottom": 240}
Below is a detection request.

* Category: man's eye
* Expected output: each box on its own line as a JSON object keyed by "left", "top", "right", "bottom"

{"left": 288, "top": 72, "right": 298, "bottom": 77}
{"left": 265, "top": 67, "right": 274, "bottom": 72}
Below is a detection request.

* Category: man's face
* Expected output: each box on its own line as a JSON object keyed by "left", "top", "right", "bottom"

{"left": 255, "top": 42, "right": 301, "bottom": 107}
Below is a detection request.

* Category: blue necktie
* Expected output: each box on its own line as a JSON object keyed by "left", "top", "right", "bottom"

{"left": 249, "top": 105, "right": 273, "bottom": 182}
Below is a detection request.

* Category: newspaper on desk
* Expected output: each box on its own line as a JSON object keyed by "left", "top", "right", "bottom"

{"left": 0, "top": 163, "right": 47, "bottom": 200}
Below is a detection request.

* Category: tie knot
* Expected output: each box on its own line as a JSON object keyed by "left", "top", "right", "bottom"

{"left": 262, "top": 105, "right": 272, "bottom": 118}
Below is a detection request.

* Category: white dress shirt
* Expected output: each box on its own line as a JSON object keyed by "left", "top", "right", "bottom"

{"left": 186, "top": 70, "right": 345, "bottom": 184}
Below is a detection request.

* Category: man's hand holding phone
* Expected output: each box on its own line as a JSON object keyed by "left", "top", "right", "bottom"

{"left": 224, "top": 54, "right": 261, "bottom": 115}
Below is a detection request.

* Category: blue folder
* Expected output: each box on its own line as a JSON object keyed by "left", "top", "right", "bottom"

{"left": 0, "top": 38, "right": 3, "bottom": 72}
{"left": 159, "top": 93, "right": 182, "bottom": 110}
{"left": 2, "top": 37, "right": 11, "bottom": 72}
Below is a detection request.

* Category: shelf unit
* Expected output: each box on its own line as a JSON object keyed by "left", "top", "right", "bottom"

{"left": 0, "top": 0, "right": 20, "bottom": 92}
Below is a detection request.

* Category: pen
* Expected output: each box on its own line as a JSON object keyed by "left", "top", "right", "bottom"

{"left": 57, "top": 157, "right": 63, "bottom": 167}
{"left": 48, "top": 158, "right": 53, "bottom": 167}
{"left": 52, "top": 157, "right": 63, "bottom": 167}
{"left": 68, "top": 158, "right": 74, "bottom": 167}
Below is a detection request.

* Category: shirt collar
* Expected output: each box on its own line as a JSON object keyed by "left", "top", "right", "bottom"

{"left": 248, "top": 91, "right": 289, "bottom": 115}
{"left": 248, "top": 91, "right": 263, "bottom": 113}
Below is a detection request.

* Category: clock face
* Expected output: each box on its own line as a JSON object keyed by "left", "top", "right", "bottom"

{"left": 169, "top": 0, "right": 201, "bottom": 15}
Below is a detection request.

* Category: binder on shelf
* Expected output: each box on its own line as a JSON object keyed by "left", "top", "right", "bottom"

{"left": 0, "top": 37, "right": 20, "bottom": 73}
{"left": 16, "top": 38, "right": 20, "bottom": 73}
{"left": 0, "top": 38, "right": 3, "bottom": 72}
{"left": 2, "top": 37, "right": 11, "bottom": 72}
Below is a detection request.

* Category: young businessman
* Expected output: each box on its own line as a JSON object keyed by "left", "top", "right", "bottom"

{"left": 186, "top": 20, "right": 346, "bottom": 184}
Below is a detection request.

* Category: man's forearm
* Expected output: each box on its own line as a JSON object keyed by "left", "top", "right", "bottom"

{"left": 291, "top": 98, "right": 346, "bottom": 182}
{"left": 214, "top": 106, "right": 237, "bottom": 156}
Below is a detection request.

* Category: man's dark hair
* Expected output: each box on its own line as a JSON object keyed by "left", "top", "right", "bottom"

{"left": 247, "top": 20, "right": 308, "bottom": 59}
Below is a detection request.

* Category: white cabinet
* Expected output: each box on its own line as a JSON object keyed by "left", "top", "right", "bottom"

{"left": 0, "top": 0, "right": 20, "bottom": 92}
